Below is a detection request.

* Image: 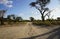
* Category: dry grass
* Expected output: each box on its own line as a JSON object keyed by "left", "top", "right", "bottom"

{"left": 0, "top": 22, "right": 27, "bottom": 27}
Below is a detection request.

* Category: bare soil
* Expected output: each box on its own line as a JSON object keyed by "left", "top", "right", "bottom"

{"left": 0, "top": 22, "right": 60, "bottom": 39}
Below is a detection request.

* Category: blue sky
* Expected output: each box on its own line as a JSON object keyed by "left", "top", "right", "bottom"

{"left": 0, "top": 0, "right": 60, "bottom": 20}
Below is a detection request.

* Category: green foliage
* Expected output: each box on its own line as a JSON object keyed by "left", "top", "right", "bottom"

{"left": 57, "top": 17, "right": 60, "bottom": 21}
{"left": 15, "top": 17, "right": 23, "bottom": 22}
{"left": 21, "top": 20, "right": 30, "bottom": 22}
{"left": 30, "top": 17, "right": 34, "bottom": 22}
{"left": 33, "top": 21, "right": 52, "bottom": 26}
{"left": 7, "top": 14, "right": 16, "bottom": 20}
{"left": 51, "top": 21, "right": 60, "bottom": 25}
{"left": 30, "top": 0, "right": 50, "bottom": 21}
{"left": 7, "top": 15, "right": 11, "bottom": 20}
{"left": 44, "top": 21, "right": 52, "bottom": 26}
{"left": 36, "top": 0, "right": 50, "bottom": 6}
{"left": 32, "top": 20, "right": 60, "bottom": 26}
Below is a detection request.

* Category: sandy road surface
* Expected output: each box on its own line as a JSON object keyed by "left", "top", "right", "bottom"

{"left": 0, "top": 22, "right": 60, "bottom": 39}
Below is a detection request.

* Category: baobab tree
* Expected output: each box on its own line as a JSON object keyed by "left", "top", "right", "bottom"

{"left": 0, "top": 10, "right": 6, "bottom": 25}
{"left": 30, "top": 0, "right": 50, "bottom": 21}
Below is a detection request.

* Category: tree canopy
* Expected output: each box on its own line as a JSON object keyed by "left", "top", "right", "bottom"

{"left": 30, "top": 0, "right": 50, "bottom": 21}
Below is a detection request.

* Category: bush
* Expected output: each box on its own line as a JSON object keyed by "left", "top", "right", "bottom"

{"left": 32, "top": 20, "right": 60, "bottom": 26}
{"left": 51, "top": 21, "right": 57, "bottom": 25}
{"left": 51, "top": 21, "right": 60, "bottom": 25}
{"left": 44, "top": 21, "right": 52, "bottom": 26}
{"left": 32, "top": 21, "right": 52, "bottom": 26}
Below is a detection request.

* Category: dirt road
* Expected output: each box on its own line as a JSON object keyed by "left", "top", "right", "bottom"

{"left": 0, "top": 22, "right": 60, "bottom": 39}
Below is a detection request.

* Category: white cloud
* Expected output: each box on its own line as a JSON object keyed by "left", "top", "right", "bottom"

{"left": 5, "top": 4, "right": 13, "bottom": 7}
{"left": 4, "top": 1, "right": 13, "bottom": 7}
{"left": 0, "top": 0, "right": 13, "bottom": 8}
{"left": 18, "top": 13, "right": 24, "bottom": 16}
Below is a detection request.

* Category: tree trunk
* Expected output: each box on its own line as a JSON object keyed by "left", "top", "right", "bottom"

{"left": 41, "top": 14, "right": 45, "bottom": 22}
{"left": 0, "top": 17, "right": 4, "bottom": 25}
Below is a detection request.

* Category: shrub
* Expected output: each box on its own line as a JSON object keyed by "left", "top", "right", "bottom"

{"left": 51, "top": 21, "right": 57, "bottom": 25}
{"left": 32, "top": 20, "right": 60, "bottom": 26}
{"left": 44, "top": 21, "right": 52, "bottom": 26}
{"left": 32, "top": 21, "right": 52, "bottom": 26}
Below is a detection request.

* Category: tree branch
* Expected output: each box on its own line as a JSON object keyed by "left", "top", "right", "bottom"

{"left": 44, "top": 9, "right": 54, "bottom": 17}
{"left": 35, "top": 6, "right": 43, "bottom": 15}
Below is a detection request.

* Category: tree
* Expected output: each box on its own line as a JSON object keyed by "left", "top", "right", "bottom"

{"left": 57, "top": 17, "right": 60, "bottom": 21}
{"left": 46, "top": 9, "right": 54, "bottom": 19}
{"left": 7, "top": 14, "right": 15, "bottom": 20}
{"left": 7, "top": 15, "right": 11, "bottom": 20}
{"left": 30, "top": 17, "right": 34, "bottom": 22}
{"left": 7, "top": 14, "right": 16, "bottom": 24}
{"left": 15, "top": 17, "right": 23, "bottom": 22}
{"left": 10, "top": 15, "right": 15, "bottom": 20}
{"left": 30, "top": 0, "right": 50, "bottom": 21}
{"left": 0, "top": 10, "right": 6, "bottom": 25}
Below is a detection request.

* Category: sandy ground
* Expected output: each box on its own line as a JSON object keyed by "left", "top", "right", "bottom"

{"left": 0, "top": 22, "right": 60, "bottom": 39}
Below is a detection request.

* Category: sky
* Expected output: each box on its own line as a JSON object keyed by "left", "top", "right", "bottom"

{"left": 0, "top": 0, "right": 60, "bottom": 20}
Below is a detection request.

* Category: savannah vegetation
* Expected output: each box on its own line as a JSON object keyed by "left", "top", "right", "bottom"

{"left": 0, "top": 0, "right": 60, "bottom": 26}
{"left": 30, "top": 0, "right": 60, "bottom": 26}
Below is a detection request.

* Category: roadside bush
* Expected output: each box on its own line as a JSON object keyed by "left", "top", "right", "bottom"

{"left": 51, "top": 21, "right": 60, "bottom": 25}
{"left": 44, "top": 21, "right": 52, "bottom": 26}
{"left": 57, "top": 21, "right": 60, "bottom": 25}
{"left": 33, "top": 21, "right": 52, "bottom": 26}
{"left": 32, "top": 20, "right": 60, "bottom": 26}
{"left": 51, "top": 21, "right": 58, "bottom": 25}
